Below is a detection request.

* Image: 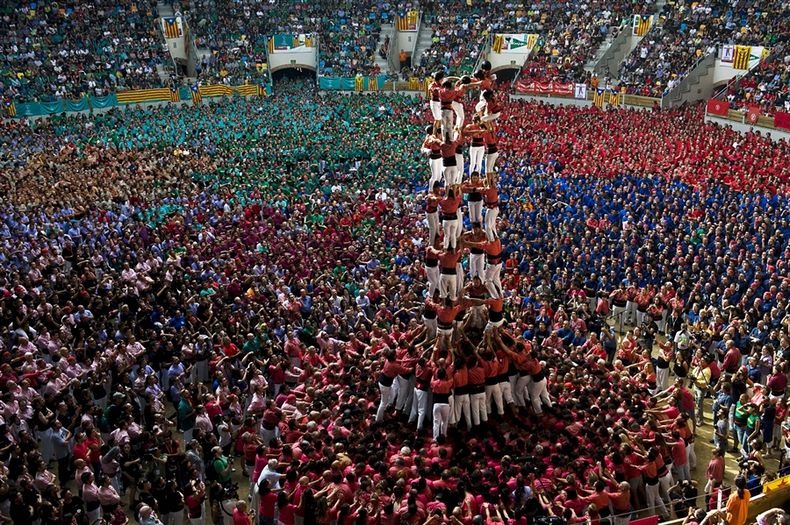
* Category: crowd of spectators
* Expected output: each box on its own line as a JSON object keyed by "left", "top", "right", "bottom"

{"left": 619, "top": 0, "right": 789, "bottom": 97}
{"left": 187, "top": 0, "right": 410, "bottom": 78}
{"left": 0, "top": 0, "right": 168, "bottom": 103}
{"left": 724, "top": 43, "right": 790, "bottom": 115}
{"left": 405, "top": 0, "right": 632, "bottom": 83}
{"left": 0, "top": 81, "right": 788, "bottom": 525}
{"left": 197, "top": 48, "right": 271, "bottom": 87}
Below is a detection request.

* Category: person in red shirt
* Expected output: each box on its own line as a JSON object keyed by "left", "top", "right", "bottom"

{"left": 460, "top": 171, "right": 485, "bottom": 226}
{"left": 467, "top": 350, "right": 488, "bottom": 427}
{"left": 450, "top": 354, "right": 471, "bottom": 430}
{"left": 483, "top": 232, "right": 503, "bottom": 299}
{"left": 439, "top": 79, "right": 462, "bottom": 142}
{"left": 475, "top": 89, "right": 501, "bottom": 124}
{"left": 484, "top": 295, "right": 505, "bottom": 332}
{"left": 437, "top": 245, "right": 462, "bottom": 301}
{"left": 463, "top": 118, "right": 487, "bottom": 176}
{"left": 428, "top": 71, "right": 444, "bottom": 125}
{"left": 257, "top": 480, "right": 278, "bottom": 525}
{"left": 440, "top": 135, "right": 464, "bottom": 187}
{"left": 439, "top": 185, "right": 462, "bottom": 250}
{"left": 431, "top": 367, "right": 454, "bottom": 441}
{"left": 410, "top": 357, "right": 433, "bottom": 433}
{"left": 232, "top": 500, "right": 252, "bottom": 525}
{"left": 375, "top": 348, "right": 406, "bottom": 423}
{"left": 422, "top": 126, "right": 444, "bottom": 188}
{"left": 481, "top": 333, "right": 504, "bottom": 417}
{"left": 525, "top": 352, "right": 552, "bottom": 416}
{"left": 498, "top": 339, "right": 531, "bottom": 410}
{"left": 482, "top": 174, "right": 499, "bottom": 238}
{"left": 483, "top": 123, "right": 499, "bottom": 174}
{"left": 422, "top": 289, "right": 440, "bottom": 339}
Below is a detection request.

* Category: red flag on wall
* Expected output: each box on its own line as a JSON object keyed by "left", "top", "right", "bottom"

{"left": 774, "top": 111, "right": 790, "bottom": 131}
{"left": 746, "top": 104, "right": 761, "bottom": 125}
{"left": 706, "top": 98, "right": 729, "bottom": 116}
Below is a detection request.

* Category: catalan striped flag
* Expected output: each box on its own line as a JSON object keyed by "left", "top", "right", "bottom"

{"left": 170, "top": 86, "right": 180, "bottom": 102}
{"left": 593, "top": 88, "right": 605, "bottom": 108}
{"left": 4, "top": 99, "right": 16, "bottom": 117}
{"left": 268, "top": 38, "right": 274, "bottom": 54}
{"left": 200, "top": 85, "right": 233, "bottom": 97}
{"left": 492, "top": 34, "right": 504, "bottom": 53}
{"left": 607, "top": 88, "right": 620, "bottom": 106}
{"left": 632, "top": 14, "right": 651, "bottom": 36}
{"left": 190, "top": 83, "right": 202, "bottom": 105}
{"left": 733, "top": 45, "right": 751, "bottom": 70}
{"left": 162, "top": 17, "right": 180, "bottom": 39}
{"left": 257, "top": 84, "right": 267, "bottom": 97}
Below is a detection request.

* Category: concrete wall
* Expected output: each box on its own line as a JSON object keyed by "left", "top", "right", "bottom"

{"left": 595, "top": 30, "right": 637, "bottom": 77}
{"left": 712, "top": 46, "right": 765, "bottom": 84}
{"left": 487, "top": 34, "right": 537, "bottom": 72}
{"left": 706, "top": 115, "right": 790, "bottom": 141}
{"left": 268, "top": 47, "right": 317, "bottom": 72}
{"left": 396, "top": 30, "right": 419, "bottom": 58}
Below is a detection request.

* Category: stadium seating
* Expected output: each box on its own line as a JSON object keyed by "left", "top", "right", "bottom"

{"left": 0, "top": 0, "right": 168, "bottom": 102}
{"left": 725, "top": 43, "right": 789, "bottom": 114}
{"left": 619, "top": 0, "right": 788, "bottom": 97}
{"left": 188, "top": 0, "right": 395, "bottom": 77}
{"left": 408, "top": 0, "right": 633, "bottom": 81}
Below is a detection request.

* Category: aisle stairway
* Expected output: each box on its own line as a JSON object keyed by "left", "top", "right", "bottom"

{"left": 374, "top": 23, "right": 394, "bottom": 73}
{"left": 412, "top": 21, "right": 434, "bottom": 68}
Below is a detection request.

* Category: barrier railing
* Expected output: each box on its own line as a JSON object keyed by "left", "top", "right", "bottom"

{"left": 318, "top": 75, "right": 388, "bottom": 92}
{"left": 8, "top": 82, "right": 271, "bottom": 118}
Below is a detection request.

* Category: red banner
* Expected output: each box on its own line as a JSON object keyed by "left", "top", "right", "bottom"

{"left": 515, "top": 80, "right": 574, "bottom": 97}
{"left": 706, "top": 98, "right": 729, "bottom": 116}
{"left": 746, "top": 104, "right": 761, "bottom": 124}
{"left": 774, "top": 111, "right": 790, "bottom": 131}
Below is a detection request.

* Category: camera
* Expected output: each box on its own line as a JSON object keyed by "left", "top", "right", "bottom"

{"left": 222, "top": 482, "right": 240, "bottom": 500}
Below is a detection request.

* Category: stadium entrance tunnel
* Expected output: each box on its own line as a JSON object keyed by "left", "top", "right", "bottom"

{"left": 272, "top": 67, "right": 317, "bottom": 87}
{"left": 490, "top": 68, "right": 519, "bottom": 83}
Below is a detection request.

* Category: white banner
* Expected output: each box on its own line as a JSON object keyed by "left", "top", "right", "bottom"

{"left": 720, "top": 44, "right": 734, "bottom": 62}
{"left": 574, "top": 83, "right": 588, "bottom": 99}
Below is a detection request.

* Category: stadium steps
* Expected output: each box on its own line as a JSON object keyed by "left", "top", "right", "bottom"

{"left": 585, "top": 26, "right": 620, "bottom": 73}
{"left": 156, "top": 64, "right": 171, "bottom": 85}
{"left": 157, "top": 1, "right": 175, "bottom": 19}
{"left": 661, "top": 51, "right": 716, "bottom": 108}
{"left": 412, "top": 23, "right": 434, "bottom": 69}
{"left": 374, "top": 23, "right": 394, "bottom": 73}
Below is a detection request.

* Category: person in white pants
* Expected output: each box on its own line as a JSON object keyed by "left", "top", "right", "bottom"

{"left": 409, "top": 361, "right": 432, "bottom": 432}
{"left": 526, "top": 362, "right": 552, "bottom": 415}
{"left": 464, "top": 119, "right": 486, "bottom": 175}
{"left": 450, "top": 358, "right": 471, "bottom": 429}
{"left": 482, "top": 232, "right": 503, "bottom": 299}
{"left": 468, "top": 356, "right": 488, "bottom": 427}
{"left": 428, "top": 71, "right": 444, "bottom": 127}
{"left": 438, "top": 246, "right": 460, "bottom": 300}
{"left": 422, "top": 126, "right": 444, "bottom": 188}
{"left": 462, "top": 224, "right": 487, "bottom": 281}
{"left": 376, "top": 349, "right": 401, "bottom": 423}
{"left": 482, "top": 174, "right": 499, "bottom": 239}
{"left": 483, "top": 125, "right": 499, "bottom": 174}
{"left": 641, "top": 449, "right": 670, "bottom": 520}
{"left": 425, "top": 244, "right": 441, "bottom": 298}
{"left": 425, "top": 183, "right": 442, "bottom": 247}
{"left": 431, "top": 367, "right": 453, "bottom": 441}
{"left": 439, "top": 186, "right": 461, "bottom": 250}
{"left": 461, "top": 173, "right": 485, "bottom": 226}
{"left": 394, "top": 373, "right": 416, "bottom": 415}
{"left": 441, "top": 134, "right": 463, "bottom": 186}
{"left": 479, "top": 89, "right": 501, "bottom": 123}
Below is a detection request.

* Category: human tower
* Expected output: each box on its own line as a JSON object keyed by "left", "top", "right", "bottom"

{"left": 374, "top": 63, "right": 553, "bottom": 441}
